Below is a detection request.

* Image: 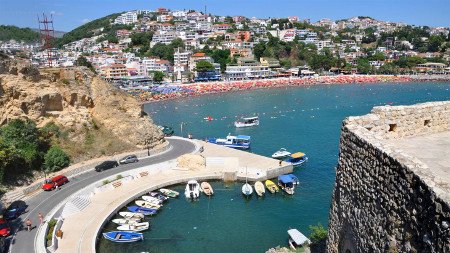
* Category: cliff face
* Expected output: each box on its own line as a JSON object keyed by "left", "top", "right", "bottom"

{"left": 0, "top": 60, "right": 164, "bottom": 160}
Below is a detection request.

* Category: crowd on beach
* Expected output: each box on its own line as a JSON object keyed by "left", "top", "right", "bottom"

{"left": 136, "top": 75, "right": 416, "bottom": 102}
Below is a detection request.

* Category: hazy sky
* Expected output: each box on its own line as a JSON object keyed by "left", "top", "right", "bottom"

{"left": 0, "top": 0, "right": 449, "bottom": 31}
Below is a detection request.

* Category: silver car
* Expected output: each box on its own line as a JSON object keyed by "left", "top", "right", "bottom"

{"left": 119, "top": 155, "right": 139, "bottom": 164}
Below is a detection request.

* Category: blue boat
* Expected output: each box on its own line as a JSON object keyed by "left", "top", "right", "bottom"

{"left": 286, "top": 152, "right": 308, "bottom": 166}
{"left": 278, "top": 175, "right": 296, "bottom": 195}
{"left": 103, "top": 231, "right": 143, "bottom": 242}
{"left": 127, "top": 205, "right": 157, "bottom": 216}
{"left": 286, "top": 174, "right": 300, "bottom": 185}
{"left": 207, "top": 134, "right": 251, "bottom": 150}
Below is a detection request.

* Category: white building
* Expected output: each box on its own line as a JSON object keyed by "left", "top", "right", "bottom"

{"left": 225, "top": 65, "right": 271, "bottom": 80}
{"left": 150, "top": 31, "right": 177, "bottom": 46}
{"left": 114, "top": 12, "right": 138, "bottom": 25}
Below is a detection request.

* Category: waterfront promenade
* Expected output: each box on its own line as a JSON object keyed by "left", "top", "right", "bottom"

{"left": 55, "top": 140, "right": 291, "bottom": 253}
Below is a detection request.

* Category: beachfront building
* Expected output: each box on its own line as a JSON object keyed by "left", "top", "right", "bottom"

{"left": 260, "top": 57, "right": 281, "bottom": 68}
{"left": 173, "top": 48, "right": 192, "bottom": 82}
{"left": 102, "top": 64, "right": 128, "bottom": 79}
{"left": 415, "top": 62, "right": 448, "bottom": 74}
{"left": 225, "top": 65, "right": 271, "bottom": 80}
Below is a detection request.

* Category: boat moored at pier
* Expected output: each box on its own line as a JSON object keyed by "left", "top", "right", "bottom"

{"left": 278, "top": 175, "right": 296, "bottom": 195}
{"left": 207, "top": 134, "right": 251, "bottom": 150}
{"left": 286, "top": 152, "right": 308, "bottom": 166}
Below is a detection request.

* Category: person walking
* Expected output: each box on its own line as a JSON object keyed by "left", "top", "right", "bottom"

{"left": 25, "top": 219, "right": 32, "bottom": 231}
{"left": 38, "top": 212, "right": 44, "bottom": 225}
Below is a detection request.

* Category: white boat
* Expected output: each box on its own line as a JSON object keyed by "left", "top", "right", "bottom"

{"left": 200, "top": 182, "right": 214, "bottom": 196}
{"left": 185, "top": 180, "right": 200, "bottom": 199}
{"left": 118, "top": 212, "right": 145, "bottom": 220}
{"left": 112, "top": 218, "right": 140, "bottom": 225}
{"left": 135, "top": 200, "right": 161, "bottom": 209}
{"left": 207, "top": 134, "right": 251, "bottom": 150}
{"left": 287, "top": 229, "right": 311, "bottom": 250}
{"left": 234, "top": 116, "right": 259, "bottom": 128}
{"left": 254, "top": 181, "right": 265, "bottom": 196}
{"left": 117, "top": 222, "right": 149, "bottom": 232}
{"left": 142, "top": 195, "right": 163, "bottom": 205}
{"left": 159, "top": 188, "right": 179, "bottom": 198}
{"left": 271, "top": 148, "right": 291, "bottom": 159}
{"left": 242, "top": 183, "right": 253, "bottom": 196}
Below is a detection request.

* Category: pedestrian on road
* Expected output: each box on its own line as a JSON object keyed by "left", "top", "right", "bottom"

{"left": 38, "top": 212, "right": 44, "bottom": 225}
{"left": 25, "top": 219, "right": 32, "bottom": 231}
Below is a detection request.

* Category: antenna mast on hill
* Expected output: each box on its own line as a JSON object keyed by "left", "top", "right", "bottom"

{"left": 38, "top": 13, "right": 55, "bottom": 67}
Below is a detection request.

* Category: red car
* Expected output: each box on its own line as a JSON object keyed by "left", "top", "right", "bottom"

{"left": 0, "top": 219, "right": 10, "bottom": 237}
{"left": 42, "top": 175, "right": 69, "bottom": 191}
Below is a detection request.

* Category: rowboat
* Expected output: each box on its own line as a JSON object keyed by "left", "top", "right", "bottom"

{"left": 200, "top": 182, "right": 214, "bottom": 196}
{"left": 142, "top": 195, "right": 163, "bottom": 205}
{"left": 185, "top": 180, "right": 200, "bottom": 199}
{"left": 254, "top": 181, "right": 265, "bottom": 196}
{"left": 135, "top": 200, "right": 161, "bottom": 209}
{"left": 159, "top": 188, "right": 179, "bottom": 198}
{"left": 118, "top": 212, "right": 145, "bottom": 220}
{"left": 112, "top": 218, "right": 140, "bottom": 225}
{"left": 117, "top": 222, "right": 149, "bottom": 232}
{"left": 103, "top": 231, "right": 143, "bottom": 243}
{"left": 127, "top": 205, "right": 157, "bottom": 216}
{"left": 265, "top": 180, "right": 279, "bottom": 193}
{"left": 148, "top": 191, "right": 169, "bottom": 202}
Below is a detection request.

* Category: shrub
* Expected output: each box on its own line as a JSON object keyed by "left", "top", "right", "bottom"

{"left": 44, "top": 146, "right": 70, "bottom": 172}
{"left": 116, "top": 174, "right": 123, "bottom": 180}
{"left": 102, "top": 179, "right": 110, "bottom": 185}
{"left": 46, "top": 219, "right": 57, "bottom": 244}
{"left": 309, "top": 223, "right": 328, "bottom": 245}
{"left": 40, "top": 123, "right": 61, "bottom": 139}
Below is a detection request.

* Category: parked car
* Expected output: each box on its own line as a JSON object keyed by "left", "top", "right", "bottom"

{"left": 95, "top": 160, "right": 119, "bottom": 172}
{"left": 119, "top": 155, "right": 139, "bottom": 165}
{"left": 42, "top": 175, "right": 69, "bottom": 191}
{"left": 0, "top": 219, "right": 10, "bottom": 237}
{"left": 3, "top": 206, "right": 27, "bottom": 220}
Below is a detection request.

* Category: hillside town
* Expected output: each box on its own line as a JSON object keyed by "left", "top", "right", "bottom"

{"left": 1, "top": 8, "right": 450, "bottom": 86}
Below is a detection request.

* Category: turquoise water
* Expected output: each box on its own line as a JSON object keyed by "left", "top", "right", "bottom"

{"left": 98, "top": 82, "right": 450, "bottom": 253}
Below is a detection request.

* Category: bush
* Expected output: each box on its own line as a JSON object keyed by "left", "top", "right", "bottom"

{"left": 40, "top": 123, "right": 61, "bottom": 139}
{"left": 102, "top": 179, "right": 110, "bottom": 185}
{"left": 44, "top": 146, "right": 70, "bottom": 172}
{"left": 46, "top": 219, "right": 57, "bottom": 244}
{"left": 309, "top": 223, "right": 328, "bottom": 245}
{"left": 116, "top": 174, "right": 123, "bottom": 180}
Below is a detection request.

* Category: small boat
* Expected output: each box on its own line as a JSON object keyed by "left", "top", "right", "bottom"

{"left": 204, "top": 116, "right": 213, "bottom": 121}
{"left": 271, "top": 148, "right": 291, "bottom": 159}
{"left": 117, "top": 222, "right": 149, "bottom": 232}
{"left": 278, "top": 174, "right": 296, "bottom": 195}
{"left": 112, "top": 218, "right": 140, "bottom": 225}
{"left": 159, "top": 188, "right": 179, "bottom": 198}
{"left": 286, "top": 174, "right": 299, "bottom": 185}
{"left": 265, "top": 180, "right": 279, "bottom": 193}
{"left": 103, "top": 231, "right": 143, "bottom": 243}
{"left": 135, "top": 200, "right": 161, "bottom": 209}
{"left": 286, "top": 152, "right": 308, "bottom": 166}
{"left": 185, "top": 180, "right": 200, "bottom": 199}
{"left": 254, "top": 181, "right": 265, "bottom": 196}
{"left": 142, "top": 195, "right": 164, "bottom": 205}
{"left": 234, "top": 116, "right": 259, "bottom": 128}
{"left": 207, "top": 134, "right": 251, "bottom": 150}
{"left": 118, "top": 212, "right": 144, "bottom": 220}
{"left": 242, "top": 183, "right": 253, "bottom": 196}
{"left": 148, "top": 191, "right": 169, "bottom": 202}
{"left": 287, "top": 229, "right": 311, "bottom": 250}
{"left": 127, "top": 205, "right": 157, "bottom": 216}
{"left": 200, "top": 182, "right": 214, "bottom": 196}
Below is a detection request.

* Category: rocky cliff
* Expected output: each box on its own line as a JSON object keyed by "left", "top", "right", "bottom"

{"left": 0, "top": 59, "right": 164, "bottom": 161}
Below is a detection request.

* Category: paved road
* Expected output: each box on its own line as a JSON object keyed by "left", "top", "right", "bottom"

{"left": 7, "top": 138, "right": 196, "bottom": 253}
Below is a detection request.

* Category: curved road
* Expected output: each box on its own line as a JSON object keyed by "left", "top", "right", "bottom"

{"left": 7, "top": 138, "right": 196, "bottom": 253}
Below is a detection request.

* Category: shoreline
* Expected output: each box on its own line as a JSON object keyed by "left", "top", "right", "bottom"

{"left": 136, "top": 74, "right": 450, "bottom": 104}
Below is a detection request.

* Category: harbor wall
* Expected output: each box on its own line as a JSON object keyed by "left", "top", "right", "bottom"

{"left": 326, "top": 101, "right": 450, "bottom": 253}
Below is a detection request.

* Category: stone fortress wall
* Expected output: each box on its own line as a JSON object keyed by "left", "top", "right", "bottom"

{"left": 326, "top": 101, "right": 450, "bottom": 253}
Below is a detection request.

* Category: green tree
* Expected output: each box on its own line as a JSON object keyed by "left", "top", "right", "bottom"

{"left": 130, "top": 32, "right": 153, "bottom": 46}
{"left": 357, "top": 58, "right": 372, "bottom": 74}
{"left": 253, "top": 42, "right": 266, "bottom": 61}
{"left": 0, "top": 137, "right": 17, "bottom": 182}
{"left": 378, "top": 62, "right": 399, "bottom": 74}
{"left": 44, "top": 146, "right": 70, "bottom": 172}
{"left": 151, "top": 71, "right": 165, "bottom": 83}
{"left": 309, "top": 223, "right": 328, "bottom": 245}
{"left": 75, "top": 56, "right": 95, "bottom": 73}
{"left": 428, "top": 35, "right": 444, "bottom": 52}
{"left": 195, "top": 61, "right": 214, "bottom": 72}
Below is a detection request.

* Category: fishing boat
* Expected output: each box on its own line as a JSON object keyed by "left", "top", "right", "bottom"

{"left": 278, "top": 174, "right": 296, "bottom": 195}
{"left": 207, "top": 134, "right": 251, "bottom": 150}
{"left": 286, "top": 152, "right": 308, "bottom": 166}
{"left": 234, "top": 116, "right": 259, "bottom": 128}
{"left": 103, "top": 231, "right": 143, "bottom": 243}
{"left": 112, "top": 218, "right": 140, "bottom": 225}
{"left": 185, "top": 180, "right": 200, "bottom": 199}
{"left": 142, "top": 195, "right": 164, "bottom": 205}
{"left": 117, "top": 222, "right": 149, "bottom": 232}
{"left": 148, "top": 191, "right": 169, "bottom": 202}
{"left": 118, "top": 212, "right": 144, "bottom": 220}
{"left": 159, "top": 188, "right": 179, "bottom": 198}
{"left": 135, "top": 200, "right": 161, "bottom": 209}
{"left": 127, "top": 205, "right": 157, "bottom": 216}
{"left": 271, "top": 148, "right": 291, "bottom": 159}
{"left": 200, "top": 182, "right": 214, "bottom": 196}
{"left": 265, "top": 180, "right": 279, "bottom": 193}
{"left": 254, "top": 181, "right": 265, "bottom": 196}
{"left": 287, "top": 229, "right": 311, "bottom": 250}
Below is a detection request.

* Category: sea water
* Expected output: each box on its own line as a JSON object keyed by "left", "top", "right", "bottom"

{"left": 98, "top": 82, "right": 450, "bottom": 253}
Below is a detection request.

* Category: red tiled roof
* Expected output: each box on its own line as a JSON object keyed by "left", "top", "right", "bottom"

{"left": 192, "top": 52, "right": 205, "bottom": 57}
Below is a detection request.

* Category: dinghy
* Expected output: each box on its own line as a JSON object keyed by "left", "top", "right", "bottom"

{"left": 200, "top": 182, "right": 214, "bottom": 196}
{"left": 112, "top": 218, "right": 139, "bottom": 225}
{"left": 185, "top": 180, "right": 200, "bottom": 199}
{"left": 103, "top": 231, "right": 143, "bottom": 243}
{"left": 265, "top": 180, "right": 279, "bottom": 193}
{"left": 127, "top": 205, "right": 157, "bottom": 216}
{"left": 141, "top": 195, "right": 163, "bottom": 205}
{"left": 148, "top": 191, "right": 169, "bottom": 202}
{"left": 117, "top": 222, "right": 149, "bottom": 232}
{"left": 254, "top": 181, "right": 266, "bottom": 196}
{"left": 271, "top": 148, "right": 291, "bottom": 159}
{"left": 119, "top": 212, "right": 145, "bottom": 220}
{"left": 135, "top": 200, "right": 161, "bottom": 209}
{"left": 159, "top": 188, "right": 179, "bottom": 198}
{"left": 242, "top": 183, "right": 253, "bottom": 196}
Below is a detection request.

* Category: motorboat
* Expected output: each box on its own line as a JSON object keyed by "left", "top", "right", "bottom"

{"left": 234, "top": 116, "right": 259, "bottom": 128}
{"left": 278, "top": 174, "right": 296, "bottom": 195}
{"left": 142, "top": 195, "right": 164, "bottom": 205}
{"left": 135, "top": 200, "right": 161, "bottom": 209}
{"left": 117, "top": 222, "right": 149, "bottom": 232}
{"left": 286, "top": 152, "right": 308, "bottom": 166}
{"left": 159, "top": 188, "right": 179, "bottom": 198}
{"left": 207, "top": 134, "right": 251, "bottom": 150}
{"left": 185, "top": 180, "right": 200, "bottom": 199}
{"left": 200, "top": 182, "right": 214, "bottom": 196}
{"left": 265, "top": 180, "right": 279, "bottom": 193}
{"left": 148, "top": 191, "right": 169, "bottom": 202}
{"left": 103, "top": 231, "right": 143, "bottom": 243}
{"left": 287, "top": 229, "right": 311, "bottom": 250}
{"left": 254, "top": 181, "right": 265, "bottom": 196}
{"left": 112, "top": 218, "right": 140, "bottom": 225}
{"left": 286, "top": 174, "right": 300, "bottom": 185}
{"left": 271, "top": 148, "right": 291, "bottom": 159}
{"left": 118, "top": 212, "right": 144, "bottom": 220}
{"left": 127, "top": 205, "right": 157, "bottom": 216}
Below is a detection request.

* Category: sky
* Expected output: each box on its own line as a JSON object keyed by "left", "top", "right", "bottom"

{"left": 0, "top": 0, "right": 449, "bottom": 32}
